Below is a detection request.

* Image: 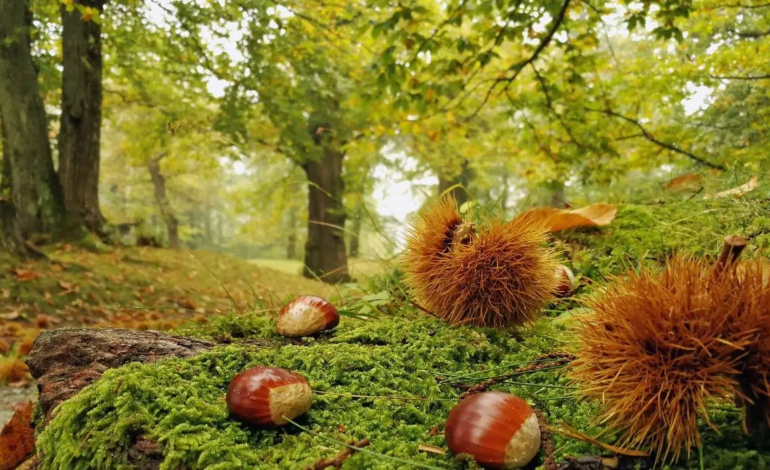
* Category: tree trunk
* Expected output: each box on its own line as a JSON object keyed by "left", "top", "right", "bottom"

{"left": 438, "top": 159, "right": 471, "bottom": 207}
{"left": 500, "top": 165, "right": 510, "bottom": 218}
{"left": 286, "top": 204, "right": 298, "bottom": 259}
{"left": 203, "top": 202, "right": 213, "bottom": 247}
{"left": 58, "top": 0, "right": 105, "bottom": 232}
{"left": 147, "top": 158, "right": 179, "bottom": 249}
{"left": 549, "top": 179, "right": 567, "bottom": 208}
{"left": 348, "top": 200, "right": 362, "bottom": 258}
{"left": 303, "top": 141, "right": 350, "bottom": 283}
{"left": 0, "top": 0, "right": 65, "bottom": 243}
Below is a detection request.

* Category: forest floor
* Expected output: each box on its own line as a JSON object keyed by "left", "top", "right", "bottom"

{"left": 0, "top": 245, "right": 334, "bottom": 427}
{"left": 5, "top": 187, "right": 770, "bottom": 468}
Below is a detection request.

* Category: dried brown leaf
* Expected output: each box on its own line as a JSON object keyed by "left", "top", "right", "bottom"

{"left": 514, "top": 203, "right": 618, "bottom": 233}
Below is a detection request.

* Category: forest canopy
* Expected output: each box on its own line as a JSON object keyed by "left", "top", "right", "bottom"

{"left": 0, "top": 0, "right": 768, "bottom": 276}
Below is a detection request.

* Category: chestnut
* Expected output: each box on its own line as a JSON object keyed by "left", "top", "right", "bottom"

{"left": 226, "top": 366, "right": 312, "bottom": 426}
{"left": 276, "top": 295, "right": 340, "bottom": 337}
{"left": 555, "top": 265, "right": 577, "bottom": 297}
{"left": 445, "top": 392, "right": 541, "bottom": 469}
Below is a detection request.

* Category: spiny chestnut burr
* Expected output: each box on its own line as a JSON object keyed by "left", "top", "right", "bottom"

{"left": 226, "top": 366, "right": 312, "bottom": 426}
{"left": 276, "top": 296, "right": 340, "bottom": 337}
{"left": 445, "top": 392, "right": 541, "bottom": 469}
{"left": 555, "top": 265, "right": 577, "bottom": 297}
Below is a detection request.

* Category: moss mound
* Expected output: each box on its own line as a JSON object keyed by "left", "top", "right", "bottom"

{"left": 36, "top": 314, "right": 768, "bottom": 469}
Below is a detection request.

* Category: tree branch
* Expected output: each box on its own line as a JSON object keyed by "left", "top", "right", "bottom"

{"left": 584, "top": 107, "right": 726, "bottom": 170}
{"left": 462, "top": 0, "right": 571, "bottom": 121}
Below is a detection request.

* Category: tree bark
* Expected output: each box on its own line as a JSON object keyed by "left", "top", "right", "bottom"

{"left": 438, "top": 159, "right": 471, "bottom": 207}
{"left": 146, "top": 158, "right": 179, "bottom": 249}
{"left": 0, "top": 0, "right": 65, "bottom": 243}
{"left": 58, "top": 0, "right": 105, "bottom": 232}
{"left": 26, "top": 328, "right": 213, "bottom": 424}
{"left": 303, "top": 133, "right": 350, "bottom": 283}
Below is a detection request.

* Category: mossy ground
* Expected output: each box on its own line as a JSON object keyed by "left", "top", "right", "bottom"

{"left": 37, "top": 312, "right": 769, "bottom": 469}
{"left": 32, "top": 187, "right": 770, "bottom": 469}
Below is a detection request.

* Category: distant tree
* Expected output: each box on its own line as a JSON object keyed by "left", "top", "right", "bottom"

{"left": 59, "top": 0, "right": 107, "bottom": 232}
{"left": 0, "top": 0, "right": 66, "bottom": 257}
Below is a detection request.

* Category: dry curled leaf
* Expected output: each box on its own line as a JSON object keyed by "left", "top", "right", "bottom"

{"left": 704, "top": 176, "right": 758, "bottom": 200}
{"left": 0, "top": 401, "right": 35, "bottom": 470}
{"left": 514, "top": 203, "right": 618, "bottom": 233}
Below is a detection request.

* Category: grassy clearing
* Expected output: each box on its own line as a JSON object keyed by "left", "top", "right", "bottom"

{"left": 250, "top": 257, "right": 389, "bottom": 280}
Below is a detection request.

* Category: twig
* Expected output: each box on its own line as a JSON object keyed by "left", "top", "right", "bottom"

{"left": 583, "top": 107, "right": 726, "bottom": 170}
{"left": 459, "top": 353, "right": 574, "bottom": 397}
{"left": 309, "top": 439, "right": 371, "bottom": 469}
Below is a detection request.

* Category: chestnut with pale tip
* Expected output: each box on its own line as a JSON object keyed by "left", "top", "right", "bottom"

{"left": 555, "top": 265, "right": 577, "bottom": 297}
{"left": 445, "top": 392, "right": 541, "bottom": 469}
{"left": 226, "top": 366, "right": 312, "bottom": 426}
{"left": 276, "top": 295, "right": 340, "bottom": 337}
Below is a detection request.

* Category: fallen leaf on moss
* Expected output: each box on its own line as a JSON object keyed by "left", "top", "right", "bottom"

{"left": 13, "top": 270, "right": 41, "bottom": 282}
{"left": 665, "top": 173, "right": 703, "bottom": 191}
{"left": 704, "top": 176, "right": 758, "bottom": 200}
{"left": 0, "top": 401, "right": 35, "bottom": 470}
{"left": 513, "top": 203, "right": 618, "bottom": 233}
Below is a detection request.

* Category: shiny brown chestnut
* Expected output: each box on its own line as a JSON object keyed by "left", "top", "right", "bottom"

{"left": 226, "top": 366, "right": 312, "bottom": 426}
{"left": 276, "top": 295, "right": 340, "bottom": 337}
{"left": 555, "top": 265, "right": 578, "bottom": 297}
{"left": 445, "top": 391, "right": 541, "bottom": 469}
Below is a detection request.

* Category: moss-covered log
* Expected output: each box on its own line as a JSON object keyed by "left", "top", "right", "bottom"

{"left": 26, "top": 328, "right": 214, "bottom": 424}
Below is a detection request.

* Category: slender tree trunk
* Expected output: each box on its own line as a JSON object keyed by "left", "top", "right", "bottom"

{"left": 348, "top": 200, "right": 362, "bottom": 258}
{"left": 286, "top": 204, "right": 298, "bottom": 259}
{"left": 303, "top": 137, "right": 350, "bottom": 283}
{"left": 146, "top": 158, "right": 179, "bottom": 249}
{"left": 438, "top": 159, "right": 471, "bottom": 207}
{"left": 0, "top": 0, "right": 65, "bottom": 246}
{"left": 549, "top": 179, "right": 567, "bottom": 208}
{"left": 500, "top": 165, "right": 510, "bottom": 218}
{"left": 58, "top": 0, "right": 105, "bottom": 232}
{"left": 203, "top": 202, "right": 213, "bottom": 246}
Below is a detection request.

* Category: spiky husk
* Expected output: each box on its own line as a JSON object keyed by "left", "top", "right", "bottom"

{"left": 727, "top": 260, "right": 770, "bottom": 431}
{"left": 569, "top": 257, "right": 751, "bottom": 462}
{"left": 403, "top": 197, "right": 557, "bottom": 328}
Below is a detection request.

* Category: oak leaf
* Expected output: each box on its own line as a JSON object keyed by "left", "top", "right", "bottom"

{"left": 0, "top": 401, "right": 35, "bottom": 470}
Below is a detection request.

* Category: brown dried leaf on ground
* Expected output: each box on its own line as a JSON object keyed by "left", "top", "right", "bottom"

{"left": 13, "top": 270, "right": 41, "bottom": 282}
{"left": 704, "top": 176, "right": 758, "bottom": 200}
{"left": 514, "top": 203, "right": 618, "bottom": 233}
{"left": 0, "top": 401, "right": 35, "bottom": 470}
{"left": 664, "top": 173, "right": 703, "bottom": 192}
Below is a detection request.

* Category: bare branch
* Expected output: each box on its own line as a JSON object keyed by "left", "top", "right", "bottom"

{"left": 584, "top": 107, "right": 726, "bottom": 170}
{"left": 461, "top": 0, "right": 571, "bottom": 121}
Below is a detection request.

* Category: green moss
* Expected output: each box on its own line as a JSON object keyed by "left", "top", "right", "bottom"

{"left": 559, "top": 196, "right": 770, "bottom": 279}
{"left": 36, "top": 313, "right": 769, "bottom": 469}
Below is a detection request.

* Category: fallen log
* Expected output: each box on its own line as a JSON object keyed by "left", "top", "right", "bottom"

{"left": 26, "top": 328, "right": 214, "bottom": 424}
